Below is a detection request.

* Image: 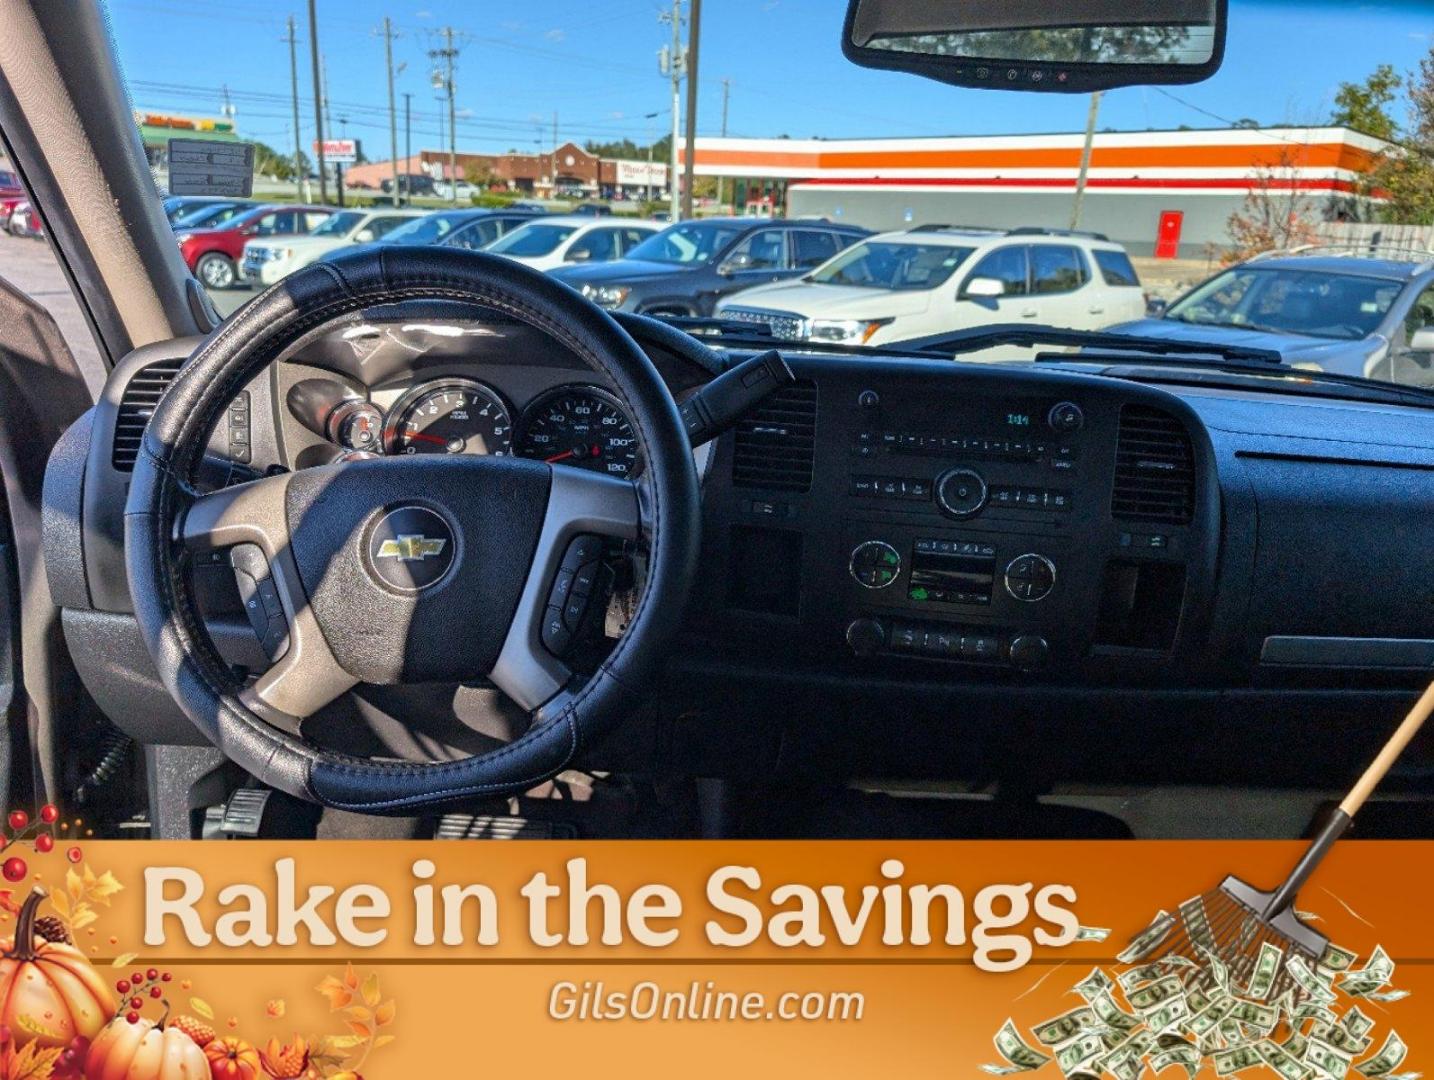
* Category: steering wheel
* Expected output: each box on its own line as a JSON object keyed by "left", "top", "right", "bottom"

{"left": 124, "top": 247, "right": 701, "bottom": 813}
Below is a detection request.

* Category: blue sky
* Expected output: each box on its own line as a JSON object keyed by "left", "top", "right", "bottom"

{"left": 103, "top": 0, "right": 1434, "bottom": 157}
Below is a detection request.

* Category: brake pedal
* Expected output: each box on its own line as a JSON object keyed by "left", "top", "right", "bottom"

{"left": 434, "top": 813, "right": 576, "bottom": 840}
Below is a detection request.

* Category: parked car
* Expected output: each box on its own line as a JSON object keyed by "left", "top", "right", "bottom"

{"left": 161, "top": 195, "right": 255, "bottom": 227}
{"left": 371, "top": 208, "right": 541, "bottom": 251}
{"left": 1106, "top": 248, "right": 1434, "bottom": 386}
{"left": 571, "top": 202, "right": 613, "bottom": 217}
{"left": 169, "top": 200, "right": 260, "bottom": 232}
{"left": 551, "top": 217, "right": 870, "bottom": 316}
{"left": 240, "top": 207, "right": 425, "bottom": 285}
{"left": 176, "top": 204, "right": 333, "bottom": 289}
{"left": 5, "top": 200, "right": 43, "bottom": 239}
{"left": 715, "top": 226, "right": 1145, "bottom": 346}
{"left": 481, "top": 215, "right": 660, "bottom": 272}
{"left": 432, "top": 179, "right": 476, "bottom": 201}
{"left": 380, "top": 173, "right": 436, "bottom": 197}
{"left": 508, "top": 200, "right": 548, "bottom": 213}
{"left": 0, "top": 169, "right": 26, "bottom": 223}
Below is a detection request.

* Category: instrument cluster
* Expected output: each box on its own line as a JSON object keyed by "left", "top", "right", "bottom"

{"left": 303, "top": 378, "right": 642, "bottom": 478}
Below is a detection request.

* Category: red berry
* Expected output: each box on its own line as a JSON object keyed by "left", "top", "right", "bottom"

{"left": 7, "top": 811, "right": 27, "bottom": 831}
{"left": 65, "top": 846, "right": 82, "bottom": 863}
{"left": 129, "top": 997, "right": 142, "bottom": 1010}
{"left": 116, "top": 980, "right": 130, "bottom": 994}
{"left": 149, "top": 986, "right": 162, "bottom": 999}
{"left": 39, "top": 805, "right": 58, "bottom": 824}
{"left": 146, "top": 968, "right": 159, "bottom": 981}
{"left": 2, "top": 857, "right": 26, "bottom": 882}
{"left": 60, "top": 1049, "right": 75, "bottom": 1067}
{"left": 131, "top": 972, "right": 143, "bottom": 985}
{"left": 35, "top": 834, "right": 53, "bottom": 853}
{"left": 125, "top": 1012, "right": 139, "bottom": 1024}
{"left": 161, "top": 972, "right": 172, "bottom": 982}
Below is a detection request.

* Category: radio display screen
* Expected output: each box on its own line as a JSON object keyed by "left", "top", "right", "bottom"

{"left": 908, "top": 540, "right": 996, "bottom": 606}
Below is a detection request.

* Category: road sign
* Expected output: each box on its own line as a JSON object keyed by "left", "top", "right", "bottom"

{"left": 314, "top": 139, "right": 358, "bottom": 165}
{"left": 166, "top": 139, "right": 254, "bottom": 197}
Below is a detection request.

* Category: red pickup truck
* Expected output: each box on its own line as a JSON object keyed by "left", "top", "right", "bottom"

{"left": 0, "top": 170, "right": 27, "bottom": 224}
{"left": 176, "top": 203, "right": 333, "bottom": 289}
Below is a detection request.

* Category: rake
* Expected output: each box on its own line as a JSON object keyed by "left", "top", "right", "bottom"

{"left": 1136, "top": 680, "right": 1434, "bottom": 1003}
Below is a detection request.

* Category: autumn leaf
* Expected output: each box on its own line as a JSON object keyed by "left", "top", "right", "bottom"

{"left": 65, "top": 869, "right": 83, "bottom": 904}
{"left": 344, "top": 1020, "right": 372, "bottom": 1040}
{"left": 342, "top": 963, "right": 358, "bottom": 990}
{"left": 87, "top": 870, "right": 124, "bottom": 905}
{"left": 315, "top": 975, "right": 353, "bottom": 1011}
{"left": 189, "top": 997, "right": 215, "bottom": 1020}
{"left": 265, "top": 999, "right": 286, "bottom": 1019}
{"left": 110, "top": 952, "right": 138, "bottom": 968}
{"left": 319, "top": 1035, "right": 364, "bottom": 1053}
{"left": 4, "top": 1041, "right": 63, "bottom": 1080}
{"left": 372, "top": 1034, "right": 396, "bottom": 1050}
{"left": 0, "top": 891, "right": 19, "bottom": 917}
{"left": 373, "top": 1000, "right": 395, "bottom": 1027}
{"left": 341, "top": 1006, "right": 371, "bottom": 1027}
{"left": 360, "top": 972, "right": 381, "bottom": 1008}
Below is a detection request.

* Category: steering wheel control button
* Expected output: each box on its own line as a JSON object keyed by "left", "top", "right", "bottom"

{"left": 1004, "top": 553, "right": 1056, "bottom": 602}
{"left": 541, "top": 607, "right": 572, "bottom": 656}
{"left": 227, "top": 544, "right": 290, "bottom": 661}
{"left": 1047, "top": 401, "right": 1085, "bottom": 433}
{"left": 849, "top": 540, "right": 901, "bottom": 589}
{"left": 935, "top": 468, "right": 988, "bottom": 519}
{"left": 366, "top": 505, "right": 456, "bottom": 593}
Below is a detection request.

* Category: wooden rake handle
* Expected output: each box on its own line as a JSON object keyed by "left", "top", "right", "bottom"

{"left": 1265, "top": 679, "right": 1434, "bottom": 919}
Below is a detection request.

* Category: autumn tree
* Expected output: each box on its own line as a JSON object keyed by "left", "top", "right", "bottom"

{"left": 1221, "top": 150, "right": 1321, "bottom": 263}
{"left": 1332, "top": 63, "right": 1402, "bottom": 141}
{"left": 1374, "top": 48, "right": 1434, "bottom": 224}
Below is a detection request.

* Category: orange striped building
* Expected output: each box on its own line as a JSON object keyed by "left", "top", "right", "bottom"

{"left": 685, "top": 126, "right": 1390, "bottom": 256}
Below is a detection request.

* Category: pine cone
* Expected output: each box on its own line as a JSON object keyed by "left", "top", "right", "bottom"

{"left": 33, "top": 915, "right": 70, "bottom": 944}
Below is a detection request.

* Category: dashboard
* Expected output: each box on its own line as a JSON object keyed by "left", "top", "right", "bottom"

{"left": 42, "top": 305, "right": 1434, "bottom": 788}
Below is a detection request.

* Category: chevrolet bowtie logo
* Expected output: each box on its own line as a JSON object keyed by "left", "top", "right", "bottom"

{"left": 376, "top": 534, "right": 448, "bottom": 562}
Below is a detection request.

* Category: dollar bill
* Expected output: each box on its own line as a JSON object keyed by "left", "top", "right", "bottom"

{"left": 1340, "top": 946, "right": 1394, "bottom": 996}
{"left": 1319, "top": 943, "right": 1359, "bottom": 973}
{"left": 1076, "top": 925, "right": 1112, "bottom": 942}
{"left": 1342, "top": 1007, "right": 1376, "bottom": 1040}
{"left": 1185, "top": 985, "right": 1212, "bottom": 1015}
{"left": 1146, "top": 997, "right": 1191, "bottom": 1034}
{"left": 1056, "top": 1033, "right": 1107, "bottom": 1076}
{"left": 1128, "top": 975, "right": 1185, "bottom": 1014}
{"left": 1179, "top": 895, "right": 1217, "bottom": 952}
{"left": 1118, "top": 911, "right": 1176, "bottom": 965}
{"left": 1288, "top": 955, "right": 1339, "bottom": 1005}
{"left": 1283, "top": 1032, "right": 1310, "bottom": 1060}
{"left": 985, "top": 1018, "right": 1053, "bottom": 1074}
{"left": 1188, "top": 997, "right": 1237, "bottom": 1038}
{"left": 1199, "top": 945, "right": 1233, "bottom": 994}
{"left": 1361, "top": 989, "right": 1409, "bottom": 1004}
{"left": 1246, "top": 941, "right": 1284, "bottom": 1001}
{"left": 1073, "top": 967, "right": 1115, "bottom": 1002}
{"left": 1214, "top": 1045, "right": 1264, "bottom": 1075}
{"left": 1033, "top": 1006, "right": 1099, "bottom": 1047}
{"left": 1307, "top": 1037, "right": 1354, "bottom": 1080}
{"left": 1090, "top": 991, "right": 1141, "bottom": 1034}
{"left": 1119, "top": 963, "right": 1169, "bottom": 991}
{"left": 1150, "top": 1044, "right": 1200, "bottom": 1078}
{"left": 1228, "top": 1000, "right": 1279, "bottom": 1033}
{"left": 1312, "top": 1021, "right": 1373, "bottom": 1056}
{"left": 1258, "top": 1039, "right": 1313, "bottom": 1080}
{"left": 1355, "top": 1032, "right": 1407, "bottom": 1078}
{"left": 1295, "top": 1001, "right": 1339, "bottom": 1028}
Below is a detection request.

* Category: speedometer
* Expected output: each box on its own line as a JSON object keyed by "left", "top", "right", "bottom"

{"left": 517, "top": 387, "right": 640, "bottom": 477}
{"left": 385, "top": 379, "right": 513, "bottom": 456}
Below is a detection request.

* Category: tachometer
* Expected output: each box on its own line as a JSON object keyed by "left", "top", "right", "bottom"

{"left": 517, "top": 387, "right": 640, "bottom": 477}
{"left": 385, "top": 379, "right": 513, "bottom": 456}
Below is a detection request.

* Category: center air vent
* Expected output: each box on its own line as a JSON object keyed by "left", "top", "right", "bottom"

{"left": 1111, "top": 404, "right": 1195, "bottom": 525}
{"left": 112, "top": 358, "right": 185, "bottom": 471}
{"left": 732, "top": 379, "right": 817, "bottom": 492}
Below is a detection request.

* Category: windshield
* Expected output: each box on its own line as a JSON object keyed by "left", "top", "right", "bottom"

{"left": 380, "top": 213, "right": 470, "bottom": 245}
{"left": 807, "top": 241, "right": 976, "bottom": 290}
{"left": 626, "top": 222, "right": 745, "bottom": 265}
{"left": 310, "top": 211, "right": 364, "bottom": 238}
{"left": 1165, "top": 267, "right": 1404, "bottom": 341}
{"left": 485, "top": 222, "right": 579, "bottom": 257}
{"left": 65, "top": 0, "right": 1434, "bottom": 396}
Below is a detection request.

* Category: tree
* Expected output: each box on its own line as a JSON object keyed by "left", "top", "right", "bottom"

{"left": 1373, "top": 48, "right": 1434, "bottom": 224}
{"left": 1220, "top": 149, "right": 1321, "bottom": 263}
{"left": 1332, "top": 64, "right": 1402, "bottom": 141}
{"left": 249, "top": 140, "right": 309, "bottom": 182}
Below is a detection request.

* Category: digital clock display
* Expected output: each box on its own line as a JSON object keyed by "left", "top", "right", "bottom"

{"left": 1006, "top": 412, "right": 1032, "bottom": 428}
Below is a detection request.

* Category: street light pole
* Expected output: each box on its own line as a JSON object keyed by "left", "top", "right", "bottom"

{"left": 659, "top": 0, "right": 684, "bottom": 221}
{"left": 681, "top": 0, "right": 701, "bottom": 220}
{"left": 380, "top": 17, "right": 400, "bottom": 205}
{"left": 306, "top": 0, "right": 327, "bottom": 205}
{"left": 403, "top": 92, "right": 412, "bottom": 202}
{"left": 1071, "top": 91, "right": 1103, "bottom": 230}
{"left": 284, "top": 16, "right": 304, "bottom": 201}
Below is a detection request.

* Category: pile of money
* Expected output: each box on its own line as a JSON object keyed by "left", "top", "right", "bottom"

{"left": 983, "top": 905, "right": 1416, "bottom": 1080}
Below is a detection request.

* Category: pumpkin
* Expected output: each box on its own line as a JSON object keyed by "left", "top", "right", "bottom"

{"left": 204, "top": 1036, "right": 263, "bottom": 1080}
{"left": 0, "top": 888, "right": 114, "bottom": 1048}
{"left": 84, "top": 1015, "right": 209, "bottom": 1080}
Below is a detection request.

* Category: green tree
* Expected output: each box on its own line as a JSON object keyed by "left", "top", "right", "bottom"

{"left": 1331, "top": 63, "right": 1402, "bottom": 140}
{"left": 249, "top": 140, "right": 309, "bottom": 181}
{"left": 1374, "top": 49, "right": 1434, "bottom": 224}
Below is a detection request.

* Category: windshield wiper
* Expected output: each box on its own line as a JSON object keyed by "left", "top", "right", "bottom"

{"left": 892, "top": 323, "right": 1286, "bottom": 365}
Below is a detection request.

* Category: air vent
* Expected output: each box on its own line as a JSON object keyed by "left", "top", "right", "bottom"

{"left": 732, "top": 379, "right": 817, "bottom": 492}
{"left": 112, "top": 358, "right": 184, "bottom": 471}
{"left": 1111, "top": 404, "right": 1195, "bottom": 525}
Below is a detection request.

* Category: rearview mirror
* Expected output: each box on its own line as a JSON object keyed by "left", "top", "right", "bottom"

{"left": 1408, "top": 326, "right": 1434, "bottom": 353}
{"left": 1147, "top": 297, "right": 1169, "bottom": 318}
{"left": 354, "top": 228, "right": 375, "bottom": 243}
{"left": 964, "top": 276, "right": 1006, "bottom": 299}
{"left": 842, "top": 0, "right": 1227, "bottom": 94}
{"left": 718, "top": 253, "right": 754, "bottom": 276}
{"left": 567, "top": 249, "right": 593, "bottom": 262}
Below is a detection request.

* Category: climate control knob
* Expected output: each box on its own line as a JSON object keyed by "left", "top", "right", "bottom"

{"left": 845, "top": 618, "right": 887, "bottom": 657}
{"left": 1009, "top": 635, "right": 1050, "bottom": 672}
{"left": 935, "top": 468, "right": 987, "bottom": 519}
{"left": 849, "top": 541, "right": 901, "bottom": 589}
{"left": 1004, "top": 553, "right": 1056, "bottom": 602}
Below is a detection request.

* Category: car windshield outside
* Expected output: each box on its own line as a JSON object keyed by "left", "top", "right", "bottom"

{"left": 807, "top": 241, "right": 977, "bottom": 291}
{"left": 380, "top": 212, "right": 471, "bottom": 245}
{"left": 485, "top": 222, "right": 579, "bottom": 257}
{"left": 309, "top": 210, "right": 364, "bottom": 238}
{"left": 171, "top": 203, "right": 248, "bottom": 230}
{"left": 1166, "top": 267, "right": 1405, "bottom": 341}
{"left": 626, "top": 222, "right": 745, "bottom": 265}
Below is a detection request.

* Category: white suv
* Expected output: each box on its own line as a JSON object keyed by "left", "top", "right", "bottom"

{"left": 241, "top": 207, "right": 425, "bottom": 285}
{"left": 716, "top": 226, "right": 1146, "bottom": 347}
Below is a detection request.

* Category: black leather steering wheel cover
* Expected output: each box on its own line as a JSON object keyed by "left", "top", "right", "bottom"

{"left": 124, "top": 247, "right": 700, "bottom": 812}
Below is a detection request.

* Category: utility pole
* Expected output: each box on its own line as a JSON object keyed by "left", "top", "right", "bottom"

{"left": 284, "top": 16, "right": 304, "bottom": 200}
{"left": 379, "top": 18, "right": 400, "bottom": 204}
{"left": 1071, "top": 91, "right": 1103, "bottom": 230}
{"left": 307, "top": 0, "right": 327, "bottom": 205}
{"left": 716, "top": 77, "right": 729, "bottom": 210}
{"left": 403, "top": 92, "right": 412, "bottom": 202}
{"left": 552, "top": 111, "right": 559, "bottom": 197}
{"left": 681, "top": 0, "right": 701, "bottom": 220}
{"left": 658, "top": 0, "right": 685, "bottom": 221}
{"left": 429, "top": 28, "right": 460, "bottom": 205}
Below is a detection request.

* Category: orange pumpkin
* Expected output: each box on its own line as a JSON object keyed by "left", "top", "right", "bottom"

{"left": 0, "top": 888, "right": 114, "bottom": 1049}
{"left": 204, "top": 1036, "right": 263, "bottom": 1080}
{"left": 84, "top": 1015, "right": 209, "bottom": 1080}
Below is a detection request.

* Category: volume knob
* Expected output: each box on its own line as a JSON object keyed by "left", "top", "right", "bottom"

{"left": 935, "top": 468, "right": 987, "bottom": 519}
{"left": 846, "top": 618, "right": 887, "bottom": 657}
{"left": 1009, "top": 635, "right": 1050, "bottom": 672}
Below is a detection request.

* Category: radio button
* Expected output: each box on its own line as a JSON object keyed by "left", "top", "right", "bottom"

{"left": 935, "top": 468, "right": 988, "bottom": 519}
